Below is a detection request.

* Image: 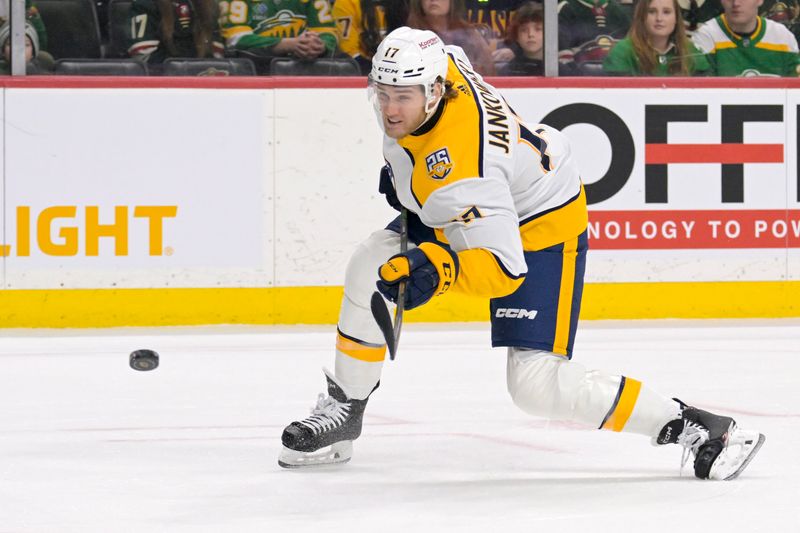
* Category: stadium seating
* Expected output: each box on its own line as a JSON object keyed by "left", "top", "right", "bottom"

{"left": 162, "top": 58, "right": 257, "bottom": 76}
{"left": 270, "top": 57, "right": 360, "bottom": 76}
{"left": 106, "top": 0, "right": 133, "bottom": 58}
{"left": 36, "top": 0, "right": 103, "bottom": 59}
{"left": 54, "top": 58, "right": 148, "bottom": 75}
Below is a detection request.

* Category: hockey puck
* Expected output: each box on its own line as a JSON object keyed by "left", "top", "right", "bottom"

{"left": 129, "top": 349, "right": 159, "bottom": 371}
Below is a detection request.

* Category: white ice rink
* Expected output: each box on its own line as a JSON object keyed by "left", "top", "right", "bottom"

{"left": 1, "top": 320, "right": 798, "bottom": 533}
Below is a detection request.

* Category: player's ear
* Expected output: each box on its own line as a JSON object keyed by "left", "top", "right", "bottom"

{"left": 433, "top": 80, "right": 444, "bottom": 99}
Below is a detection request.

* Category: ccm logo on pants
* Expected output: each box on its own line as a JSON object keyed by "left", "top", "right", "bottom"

{"left": 495, "top": 308, "right": 538, "bottom": 319}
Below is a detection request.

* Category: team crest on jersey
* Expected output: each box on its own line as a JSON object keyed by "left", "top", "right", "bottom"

{"left": 254, "top": 10, "right": 307, "bottom": 37}
{"left": 425, "top": 148, "right": 454, "bottom": 180}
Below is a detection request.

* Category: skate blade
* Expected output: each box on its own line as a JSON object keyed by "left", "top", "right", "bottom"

{"left": 711, "top": 431, "right": 766, "bottom": 481}
{"left": 278, "top": 441, "right": 353, "bottom": 469}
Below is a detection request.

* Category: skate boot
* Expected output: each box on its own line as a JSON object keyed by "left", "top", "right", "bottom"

{"left": 655, "top": 399, "right": 765, "bottom": 480}
{"left": 278, "top": 369, "right": 378, "bottom": 469}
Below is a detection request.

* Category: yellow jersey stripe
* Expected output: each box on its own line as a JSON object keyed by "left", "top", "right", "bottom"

{"left": 336, "top": 331, "right": 386, "bottom": 362}
{"left": 221, "top": 25, "right": 252, "bottom": 39}
{"left": 553, "top": 236, "right": 578, "bottom": 355}
{"left": 713, "top": 41, "right": 738, "bottom": 51}
{"left": 720, "top": 14, "right": 762, "bottom": 41}
{"left": 519, "top": 185, "right": 588, "bottom": 251}
{"left": 755, "top": 42, "right": 791, "bottom": 52}
{"left": 453, "top": 248, "right": 524, "bottom": 298}
{"left": 601, "top": 377, "right": 643, "bottom": 432}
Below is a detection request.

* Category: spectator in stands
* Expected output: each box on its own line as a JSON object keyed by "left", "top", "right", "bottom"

{"left": 333, "top": 0, "right": 410, "bottom": 74}
{"left": 497, "top": 1, "right": 544, "bottom": 74}
{"left": 0, "top": 20, "right": 53, "bottom": 73}
{"left": 678, "top": 0, "right": 800, "bottom": 39}
{"left": 760, "top": 0, "right": 800, "bottom": 41}
{"left": 604, "top": 0, "right": 711, "bottom": 74}
{"left": 558, "top": 0, "right": 630, "bottom": 74}
{"left": 464, "top": 0, "right": 527, "bottom": 61}
{"left": 128, "top": 0, "right": 224, "bottom": 63}
{"left": 408, "top": 0, "right": 496, "bottom": 74}
{"left": 692, "top": 0, "right": 800, "bottom": 75}
{"left": 220, "top": 0, "right": 337, "bottom": 61}
{"left": 0, "top": 0, "right": 48, "bottom": 52}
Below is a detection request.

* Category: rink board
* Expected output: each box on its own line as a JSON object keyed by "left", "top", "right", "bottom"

{"left": 0, "top": 77, "right": 798, "bottom": 326}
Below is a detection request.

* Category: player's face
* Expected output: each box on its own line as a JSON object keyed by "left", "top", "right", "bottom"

{"left": 517, "top": 21, "right": 543, "bottom": 56}
{"left": 375, "top": 84, "right": 429, "bottom": 139}
{"left": 721, "top": 0, "right": 764, "bottom": 30}
{"left": 645, "top": 0, "right": 677, "bottom": 40}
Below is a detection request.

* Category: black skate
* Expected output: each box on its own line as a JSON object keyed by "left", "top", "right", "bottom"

{"left": 655, "top": 400, "right": 765, "bottom": 480}
{"left": 278, "top": 369, "right": 377, "bottom": 469}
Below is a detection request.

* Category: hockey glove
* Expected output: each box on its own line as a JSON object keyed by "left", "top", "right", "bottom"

{"left": 376, "top": 242, "right": 459, "bottom": 310}
{"left": 379, "top": 164, "right": 402, "bottom": 212}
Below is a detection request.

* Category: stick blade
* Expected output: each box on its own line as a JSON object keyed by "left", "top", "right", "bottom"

{"left": 370, "top": 291, "right": 396, "bottom": 360}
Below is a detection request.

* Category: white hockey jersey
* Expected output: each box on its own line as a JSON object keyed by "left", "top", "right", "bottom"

{"left": 383, "top": 49, "right": 588, "bottom": 299}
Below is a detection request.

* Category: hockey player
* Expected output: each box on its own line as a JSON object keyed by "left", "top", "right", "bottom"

{"left": 279, "top": 26, "right": 765, "bottom": 480}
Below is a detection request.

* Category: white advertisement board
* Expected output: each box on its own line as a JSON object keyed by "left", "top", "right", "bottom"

{"left": 0, "top": 82, "right": 797, "bottom": 293}
{"left": 2, "top": 88, "right": 274, "bottom": 288}
{"left": 503, "top": 88, "right": 799, "bottom": 282}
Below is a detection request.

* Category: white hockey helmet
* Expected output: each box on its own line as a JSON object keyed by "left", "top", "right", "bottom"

{"left": 369, "top": 27, "right": 449, "bottom": 112}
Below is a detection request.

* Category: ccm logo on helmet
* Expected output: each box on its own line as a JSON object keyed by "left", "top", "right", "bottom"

{"left": 418, "top": 37, "right": 439, "bottom": 49}
{"left": 495, "top": 308, "right": 538, "bottom": 319}
{"left": 376, "top": 66, "right": 399, "bottom": 73}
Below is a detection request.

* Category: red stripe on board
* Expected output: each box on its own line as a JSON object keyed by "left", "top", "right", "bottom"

{"left": 3, "top": 75, "right": 800, "bottom": 90}
{"left": 645, "top": 144, "right": 784, "bottom": 164}
{"left": 587, "top": 209, "right": 800, "bottom": 249}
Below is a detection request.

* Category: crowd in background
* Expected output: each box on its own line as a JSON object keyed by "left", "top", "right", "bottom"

{"left": 0, "top": 0, "right": 799, "bottom": 76}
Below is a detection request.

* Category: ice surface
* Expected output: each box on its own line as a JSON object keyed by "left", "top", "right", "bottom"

{"left": 0, "top": 320, "right": 798, "bottom": 532}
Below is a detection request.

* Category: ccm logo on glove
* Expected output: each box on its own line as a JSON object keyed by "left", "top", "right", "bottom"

{"left": 376, "top": 242, "right": 460, "bottom": 310}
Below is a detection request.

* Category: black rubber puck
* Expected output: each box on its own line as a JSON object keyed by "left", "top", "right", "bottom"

{"left": 130, "top": 349, "right": 159, "bottom": 371}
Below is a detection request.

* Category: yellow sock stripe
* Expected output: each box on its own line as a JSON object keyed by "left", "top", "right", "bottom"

{"left": 600, "top": 377, "right": 642, "bottom": 432}
{"left": 553, "top": 237, "right": 578, "bottom": 355}
{"left": 335, "top": 331, "right": 386, "bottom": 363}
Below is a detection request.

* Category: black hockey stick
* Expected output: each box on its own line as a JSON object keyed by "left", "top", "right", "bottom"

{"left": 371, "top": 209, "right": 408, "bottom": 360}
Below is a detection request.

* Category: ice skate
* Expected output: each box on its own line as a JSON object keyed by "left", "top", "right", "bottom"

{"left": 655, "top": 400, "right": 765, "bottom": 480}
{"left": 278, "top": 369, "right": 377, "bottom": 469}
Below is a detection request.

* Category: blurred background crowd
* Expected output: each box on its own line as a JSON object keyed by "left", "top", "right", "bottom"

{"left": 0, "top": 0, "right": 798, "bottom": 76}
